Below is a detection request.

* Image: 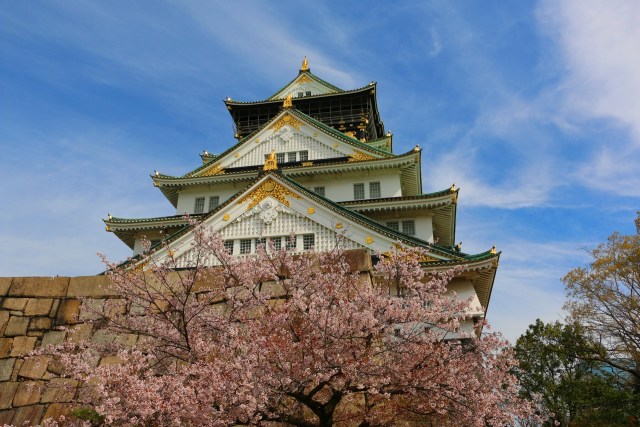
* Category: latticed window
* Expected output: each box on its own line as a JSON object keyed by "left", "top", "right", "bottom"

{"left": 287, "top": 152, "right": 297, "bottom": 163}
{"left": 354, "top": 183, "right": 365, "bottom": 200}
{"left": 276, "top": 153, "right": 285, "bottom": 164}
{"left": 369, "top": 182, "right": 381, "bottom": 198}
{"left": 224, "top": 240, "right": 234, "bottom": 254}
{"left": 240, "top": 239, "right": 252, "bottom": 254}
{"left": 194, "top": 197, "right": 205, "bottom": 214}
{"left": 298, "top": 92, "right": 304, "bottom": 98}
{"left": 255, "top": 238, "right": 267, "bottom": 250}
{"left": 286, "top": 236, "right": 297, "bottom": 251}
{"left": 306, "top": 91, "right": 312, "bottom": 96}
{"left": 299, "top": 150, "right": 309, "bottom": 162}
{"left": 313, "top": 186, "right": 325, "bottom": 197}
{"left": 271, "top": 236, "right": 283, "bottom": 251}
{"left": 208, "top": 196, "right": 219, "bottom": 212}
{"left": 386, "top": 221, "right": 399, "bottom": 231}
{"left": 303, "top": 234, "right": 315, "bottom": 251}
{"left": 402, "top": 220, "right": 416, "bottom": 236}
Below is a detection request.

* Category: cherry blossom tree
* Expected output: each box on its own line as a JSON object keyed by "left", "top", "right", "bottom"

{"left": 54, "top": 222, "right": 540, "bottom": 426}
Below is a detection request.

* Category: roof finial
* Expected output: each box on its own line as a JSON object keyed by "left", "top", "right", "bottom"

{"left": 283, "top": 93, "right": 293, "bottom": 109}
{"left": 490, "top": 245, "right": 497, "bottom": 255}
{"left": 300, "top": 56, "right": 309, "bottom": 71}
{"left": 264, "top": 150, "right": 278, "bottom": 171}
{"left": 450, "top": 183, "right": 456, "bottom": 191}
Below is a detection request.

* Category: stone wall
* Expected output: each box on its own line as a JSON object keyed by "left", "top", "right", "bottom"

{"left": 0, "top": 250, "right": 373, "bottom": 426}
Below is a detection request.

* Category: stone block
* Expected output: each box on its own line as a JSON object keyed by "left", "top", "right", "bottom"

{"left": 41, "top": 330, "right": 66, "bottom": 347}
{"left": 0, "top": 337, "right": 12, "bottom": 357}
{"left": 13, "top": 381, "right": 44, "bottom": 406}
{"left": 11, "top": 404, "right": 44, "bottom": 426}
{"left": 24, "top": 298, "right": 54, "bottom": 316}
{"left": 46, "top": 358, "right": 65, "bottom": 376}
{"left": 19, "top": 355, "right": 50, "bottom": 380}
{"left": 42, "top": 403, "right": 75, "bottom": 423}
{"left": 0, "top": 311, "right": 9, "bottom": 335}
{"left": 91, "top": 329, "right": 115, "bottom": 345}
{"left": 0, "top": 358, "right": 15, "bottom": 381}
{"left": 0, "top": 382, "right": 18, "bottom": 409}
{"left": 49, "top": 299, "right": 60, "bottom": 317}
{"left": 2, "top": 297, "right": 27, "bottom": 311}
{"left": 10, "top": 336, "right": 38, "bottom": 356}
{"left": 0, "top": 278, "right": 12, "bottom": 296}
{"left": 104, "top": 299, "right": 127, "bottom": 317}
{"left": 55, "top": 299, "right": 81, "bottom": 325}
{"left": 0, "top": 409, "right": 15, "bottom": 425}
{"left": 29, "top": 316, "right": 52, "bottom": 331}
{"left": 79, "top": 298, "right": 104, "bottom": 321}
{"left": 113, "top": 333, "right": 138, "bottom": 348}
{"left": 9, "top": 277, "right": 69, "bottom": 298}
{"left": 68, "top": 276, "right": 117, "bottom": 298}
{"left": 41, "top": 378, "right": 78, "bottom": 403}
{"left": 98, "top": 355, "right": 122, "bottom": 366}
{"left": 4, "top": 315, "right": 29, "bottom": 337}
{"left": 10, "top": 359, "right": 23, "bottom": 381}
{"left": 66, "top": 323, "right": 93, "bottom": 343}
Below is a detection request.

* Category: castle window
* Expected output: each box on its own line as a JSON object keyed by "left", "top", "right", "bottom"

{"left": 271, "top": 236, "right": 283, "bottom": 251}
{"left": 306, "top": 91, "right": 312, "bottom": 96}
{"left": 303, "top": 234, "right": 315, "bottom": 250}
{"left": 354, "top": 183, "right": 365, "bottom": 200}
{"left": 402, "top": 220, "right": 415, "bottom": 236}
{"left": 369, "top": 182, "right": 381, "bottom": 198}
{"left": 208, "top": 196, "right": 219, "bottom": 211}
{"left": 240, "top": 239, "right": 252, "bottom": 254}
{"left": 287, "top": 152, "right": 297, "bottom": 163}
{"left": 298, "top": 91, "right": 304, "bottom": 98}
{"left": 313, "top": 186, "right": 325, "bottom": 197}
{"left": 386, "top": 221, "right": 399, "bottom": 231}
{"left": 194, "top": 197, "right": 205, "bottom": 214}
{"left": 299, "top": 150, "right": 309, "bottom": 162}
{"left": 276, "top": 153, "right": 285, "bottom": 164}
{"left": 286, "top": 235, "right": 297, "bottom": 251}
{"left": 255, "top": 238, "right": 267, "bottom": 251}
{"left": 224, "top": 240, "right": 234, "bottom": 254}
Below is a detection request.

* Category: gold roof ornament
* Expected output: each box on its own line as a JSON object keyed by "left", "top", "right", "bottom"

{"left": 283, "top": 93, "right": 293, "bottom": 109}
{"left": 108, "top": 213, "right": 112, "bottom": 220}
{"left": 413, "top": 144, "right": 420, "bottom": 152}
{"left": 300, "top": 56, "right": 309, "bottom": 71}
{"left": 490, "top": 245, "right": 497, "bottom": 255}
{"left": 263, "top": 151, "right": 278, "bottom": 171}
{"left": 386, "top": 130, "right": 392, "bottom": 137}
{"left": 450, "top": 183, "right": 456, "bottom": 192}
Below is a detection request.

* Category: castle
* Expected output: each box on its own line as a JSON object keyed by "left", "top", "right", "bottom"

{"left": 103, "top": 57, "right": 499, "bottom": 317}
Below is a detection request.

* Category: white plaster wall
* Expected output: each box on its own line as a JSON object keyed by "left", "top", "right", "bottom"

{"left": 295, "top": 170, "right": 402, "bottom": 201}
{"left": 176, "top": 182, "right": 248, "bottom": 215}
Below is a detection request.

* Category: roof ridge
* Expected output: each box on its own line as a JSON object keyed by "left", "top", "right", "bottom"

{"left": 266, "top": 70, "right": 344, "bottom": 101}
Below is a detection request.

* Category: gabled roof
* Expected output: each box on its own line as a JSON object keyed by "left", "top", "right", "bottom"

{"left": 158, "top": 108, "right": 394, "bottom": 181}
{"left": 268, "top": 70, "right": 343, "bottom": 100}
{"left": 224, "top": 83, "right": 375, "bottom": 106}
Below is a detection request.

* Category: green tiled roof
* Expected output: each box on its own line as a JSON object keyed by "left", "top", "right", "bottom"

{"left": 225, "top": 83, "right": 374, "bottom": 106}
{"left": 267, "top": 70, "right": 344, "bottom": 100}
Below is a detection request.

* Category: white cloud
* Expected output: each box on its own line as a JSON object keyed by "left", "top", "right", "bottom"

{"left": 538, "top": 0, "right": 640, "bottom": 196}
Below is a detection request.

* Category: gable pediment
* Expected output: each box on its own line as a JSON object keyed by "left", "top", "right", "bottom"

{"left": 149, "top": 174, "right": 455, "bottom": 267}
{"left": 194, "top": 110, "right": 388, "bottom": 177}
{"left": 269, "top": 71, "right": 341, "bottom": 100}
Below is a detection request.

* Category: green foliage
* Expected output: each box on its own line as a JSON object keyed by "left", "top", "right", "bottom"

{"left": 72, "top": 407, "right": 105, "bottom": 426}
{"left": 515, "top": 319, "right": 636, "bottom": 426}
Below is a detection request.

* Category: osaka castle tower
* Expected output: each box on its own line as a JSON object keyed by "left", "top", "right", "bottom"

{"left": 104, "top": 57, "right": 499, "bottom": 314}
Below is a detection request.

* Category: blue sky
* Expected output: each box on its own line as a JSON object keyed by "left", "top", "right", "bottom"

{"left": 1, "top": 1, "right": 638, "bottom": 342}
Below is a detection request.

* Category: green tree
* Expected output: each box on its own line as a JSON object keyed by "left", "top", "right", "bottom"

{"left": 515, "top": 319, "right": 634, "bottom": 426}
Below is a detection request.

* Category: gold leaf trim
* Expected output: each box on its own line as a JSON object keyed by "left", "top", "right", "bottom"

{"left": 271, "top": 114, "right": 304, "bottom": 132}
{"left": 223, "top": 214, "right": 230, "bottom": 221}
{"left": 307, "top": 207, "right": 315, "bottom": 214}
{"left": 348, "top": 151, "right": 376, "bottom": 162}
{"left": 200, "top": 163, "right": 225, "bottom": 177}
{"left": 238, "top": 178, "right": 302, "bottom": 210}
{"left": 365, "top": 236, "right": 374, "bottom": 244}
{"left": 301, "top": 161, "right": 314, "bottom": 167}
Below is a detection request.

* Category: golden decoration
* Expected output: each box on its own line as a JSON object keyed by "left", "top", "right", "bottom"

{"left": 263, "top": 151, "right": 278, "bottom": 171}
{"left": 307, "top": 207, "right": 315, "bottom": 214}
{"left": 313, "top": 132, "right": 318, "bottom": 137}
{"left": 450, "top": 183, "right": 456, "bottom": 192}
{"left": 413, "top": 144, "right": 420, "bottom": 152}
{"left": 300, "top": 56, "right": 309, "bottom": 71}
{"left": 297, "top": 74, "right": 311, "bottom": 84}
{"left": 335, "top": 223, "right": 343, "bottom": 229}
{"left": 301, "top": 161, "right": 314, "bottom": 167}
{"left": 365, "top": 236, "right": 374, "bottom": 244}
{"left": 283, "top": 93, "right": 293, "bottom": 109}
{"left": 168, "top": 249, "right": 175, "bottom": 258}
{"left": 348, "top": 151, "right": 376, "bottom": 162}
{"left": 490, "top": 245, "right": 497, "bottom": 255}
{"left": 200, "top": 163, "right": 225, "bottom": 177}
{"left": 271, "top": 113, "right": 304, "bottom": 131}
{"left": 419, "top": 255, "right": 439, "bottom": 263}
{"left": 105, "top": 225, "right": 111, "bottom": 232}
{"left": 332, "top": 142, "right": 339, "bottom": 148}
{"left": 234, "top": 153, "right": 240, "bottom": 158}
{"left": 238, "top": 178, "right": 302, "bottom": 210}
{"left": 255, "top": 138, "right": 260, "bottom": 144}
{"left": 223, "top": 214, "right": 230, "bottom": 221}
{"left": 345, "top": 131, "right": 356, "bottom": 138}
{"left": 153, "top": 181, "right": 159, "bottom": 187}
